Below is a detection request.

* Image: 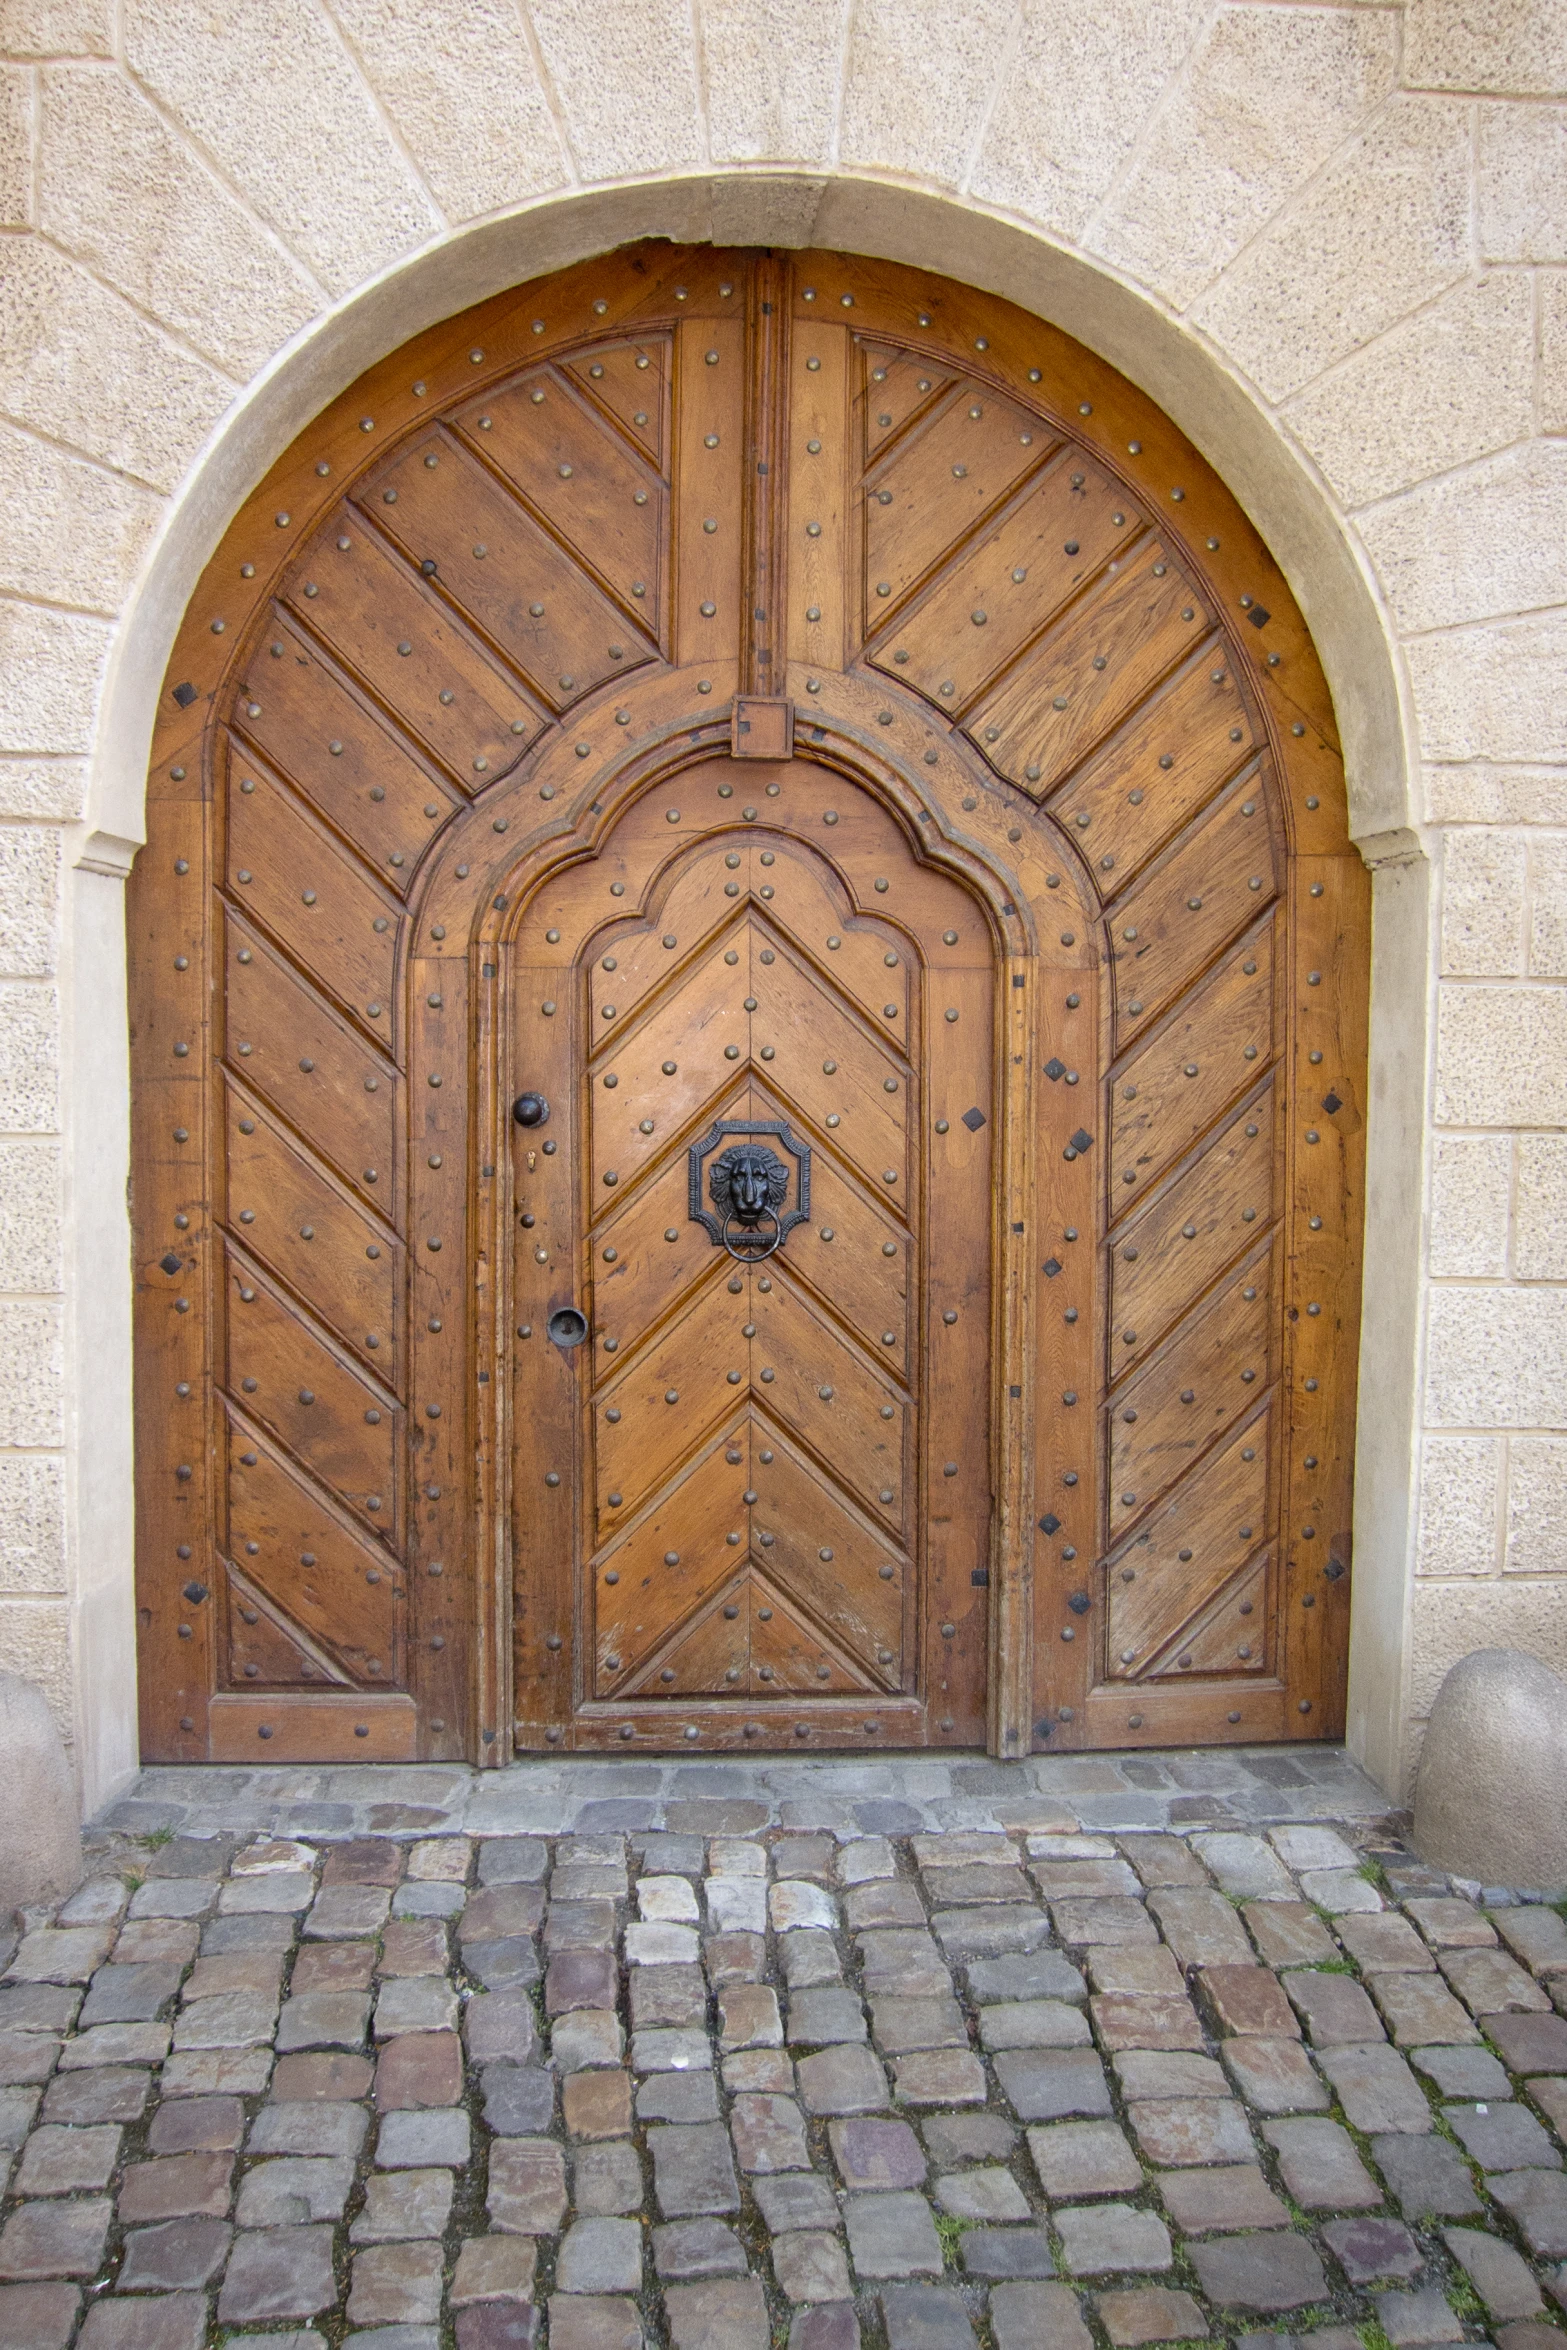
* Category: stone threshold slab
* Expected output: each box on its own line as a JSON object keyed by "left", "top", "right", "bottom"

{"left": 94, "top": 1744, "right": 1395, "bottom": 1843}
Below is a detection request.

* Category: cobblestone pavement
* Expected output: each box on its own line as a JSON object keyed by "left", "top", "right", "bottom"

{"left": 2, "top": 1766, "right": 1565, "bottom": 2350}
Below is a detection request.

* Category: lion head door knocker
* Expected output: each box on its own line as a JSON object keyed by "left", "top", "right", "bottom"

{"left": 689, "top": 1120, "right": 811, "bottom": 1262}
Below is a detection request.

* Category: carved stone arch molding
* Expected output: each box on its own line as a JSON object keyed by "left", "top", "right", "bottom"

{"left": 131, "top": 243, "right": 1367, "bottom": 1764}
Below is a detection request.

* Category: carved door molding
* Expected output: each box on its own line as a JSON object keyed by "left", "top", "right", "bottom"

{"left": 130, "top": 244, "right": 1367, "bottom": 1764}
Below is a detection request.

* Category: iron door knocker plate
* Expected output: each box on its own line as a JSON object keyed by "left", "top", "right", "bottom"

{"left": 689, "top": 1120, "right": 811, "bottom": 1261}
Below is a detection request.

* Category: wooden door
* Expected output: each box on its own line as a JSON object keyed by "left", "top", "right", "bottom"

{"left": 508, "top": 759, "right": 991, "bottom": 1747}
{"left": 131, "top": 243, "right": 1367, "bottom": 1764}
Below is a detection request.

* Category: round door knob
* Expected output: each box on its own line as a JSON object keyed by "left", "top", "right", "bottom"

{"left": 513, "top": 1091, "right": 549, "bottom": 1128}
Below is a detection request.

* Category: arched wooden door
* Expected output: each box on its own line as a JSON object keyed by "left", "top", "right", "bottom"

{"left": 131, "top": 244, "right": 1367, "bottom": 1764}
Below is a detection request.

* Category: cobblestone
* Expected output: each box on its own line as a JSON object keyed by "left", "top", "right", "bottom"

{"left": 0, "top": 1761, "right": 1556, "bottom": 2350}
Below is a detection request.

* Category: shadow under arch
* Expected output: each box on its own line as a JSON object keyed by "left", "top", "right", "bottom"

{"left": 86, "top": 173, "right": 1425, "bottom": 1797}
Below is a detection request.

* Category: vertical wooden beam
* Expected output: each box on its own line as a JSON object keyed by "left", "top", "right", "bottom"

{"left": 741, "top": 255, "right": 792, "bottom": 703}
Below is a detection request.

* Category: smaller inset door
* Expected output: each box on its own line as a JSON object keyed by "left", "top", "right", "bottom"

{"left": 509, "top": 755, "right": 996, "bottom": 1747}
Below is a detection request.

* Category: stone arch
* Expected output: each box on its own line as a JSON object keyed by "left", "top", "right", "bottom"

{"left": 97, "top": 178, "right": 1423, "bottom": 1790}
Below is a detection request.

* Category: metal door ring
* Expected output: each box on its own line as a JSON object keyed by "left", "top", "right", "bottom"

{"left": 721, "top": 1208, "right": 780, "bottom": 1261}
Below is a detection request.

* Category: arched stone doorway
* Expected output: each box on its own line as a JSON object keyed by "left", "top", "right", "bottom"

{"left": 129, "top": 243, "right": 1368, "bottom": 1765}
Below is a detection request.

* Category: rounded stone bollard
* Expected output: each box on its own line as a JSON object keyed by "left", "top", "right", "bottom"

{"left": 1413, "top": 1647, "right": 1567, "bottom": 1892}
{"left": 0, "top": 1673, "right": 81, "bottom": 1914}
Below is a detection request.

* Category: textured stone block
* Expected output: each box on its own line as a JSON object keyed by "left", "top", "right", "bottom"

{"left": 291, "top": 1941, "right": 375, "bottom": 1995}
{"left": 664, "top": 2276, "right": 768, "bottom": 2350}
{"left": 119, "top": 2151, "right": 232, "bottom": 2222}
{"left": 1370, "top": 1972, "right": 1478, "bottom": 2048}
{"left": 755, "top": 2173, "right": 840, "bottom": 2233}
{"left": 248, "top": 2099, "right": 366, "bottom": 2158}
{"left": 988, "top": 2282, "right": 1092, "bottom": 2350}
{"left": 845, "top": 1884, "right": 925, "bottom": 1932}
{"left": 1027, "top": 2119, "right": 1142, "bottom": 2199}
{"left": 1128, "top": 2098, "right": 1254, "bottom": 2168}
{"left": 1114, "top": 2052, "right": 1226, "bottom": 2101}
{"left": 843, "top": 2191, "right": 943, "bottom": 2279}
{"left": 465, "top": 1989, "right": 538, "bottom": 2067}
{"left": 1317, "top": 2043, "right": 1432, "bottom": 2133}
{"left": 1048, "top": 1899, "right": 1155, "bottom": 1948}
{"left": 376, "top": 2032, "right": 463, "bottom": 2108}
{"left": 1196, "top": 1967, "right": 1298, "bottom": 2039}
{"left": 966, "top": 1953, "right": 1085, "bottom": 2005}
{"left": 0, "top": 2280, "right": 79, "bottom": 2350}
{"left": 376, "top": 2104, "right": 471, "bottom": 2168}
{"left": 1486, "top": 2011, "right": 1567, "bottom": 2072}
{"left": 562, "top": 2070, "right": 630, "bottom": 2139}
{"left": 1336, "top": 1914, "right": 1435, "bottom": 1975}
{"left": 891, "top": 2049, "right": 986, "bottom": 2106}
{"left": 1512, "top": 1438, "right": 1567, "bottom": 1569}
{"left": 1261, "top": 2116, "right": 1382, "bottom": 2209}
{"left": 1095, "top": 1, "right": 1396, "bottom": 309}
{"left": 1374, "top": 2284, "right": 1467, "bottom": 2346}
{"left": 46, "top": 2071, "right": 145, "bottom": 2126}
{"left": 1286, "top": 1971, "right": 1384, "bottom": 2046}
{"left": 352, "top": 2167, "right": 453, "bottom": 2243}
{"left": 1146, "top": 1890, "right": 1251, "bottom": 1969}
{"left": 960, "top": 2227, "right": 1057, "bottom": 2280}
{"left": 1195, "top": 95, "right": 1472, "bottom": 404}
{"left": 1186, "top": 2230, "right": 1327, "bottom": 2310}
{"left": 1408, "top": 2043, "right": 1509, "bottom": 2099}
{"left": 16, "top": 2122, "right": 119, "bottom": 2194}
{"left": 451, "top": 2234, "right": 539, "bottom": 2303}
{"left": 1371, "top": 2132, "right": 1482, "bottom": 2220}
{"left": 1442, "top": 2225, "right": 1545, "bottom": 2319}
{"left": 487, "top": 2138, "right": 566, "bottom": 2234}
{"left": 557, "top": 2218, "right": 643, "bottom": 2294}
{"left": 1094, "top": 2286, "right": 1207, "bottom": 2346}
{"left": 654, "top": 2218, "right": 746, "bottom": 2281}
{"left": 996, "top": 2048, "right": 1111, "bottom": 2121}
{"left": 1441, "top": 1946, "right": 1550, "bottom": 2016}
{"left": 272, "top": 2049, "right": 372, "bottom": 2101}
{"left": 552, "top": 2011, "right": 623, "bottom": 2072}
{"left": 1090, "top": 1994, "right": 1204, "bottom": 2052}
{"left": 1488, "top": 2169, "right": 1567, "bottom": 2257}
{"left": 792, "top": 1989, "right": 869, "bottom": 2048}
{"left": 773, "top": 2232, "right": 853, "bottom": 2304}
{"left": 1242, "top": 1905, "right": 1336, "bottom": 1969}
{"left": 978, "top": 2000, "right": 1089, "bottom": 2051}
{"left": 547, "top": 2297, "right": 641, "bottom": 2350}
{"left": 797, "top": 2045, "right": 887, "bottom": 2115}
{"left": 649, "top": 2122, "right": 738, "bottom": 2217}
{"left": 830, "top": 2117, "right": 925, "bottom": 2192}
{"left": 729, "top": 2093, "right": 810, "bottom": 2173}
{"left": 1322, "top": 2215, "right": 1423, "bottom": 2284}
{"left": 305, "top": 1884, "right": 391, "bottom": 1939}
{"left": 234, "top": 2153, "right": 353, "bottom": 2226}
{"left": 216, "top": 2223, "right": 336, "bottom": 2321}
{"left": 0, "top": 2197, "right": 110, "bottom": 2277}
{"left": 1156, "top": 2165, "right": 1289, "bottom": 2234}
{"left": 934, "top": 2166, "right": 1031, "bottom": 2222}
{"left": 1054, "top": 2203, "right": 1171, "bottom": 2277}
{"left": 348, "top": 2238, "right": 444, "bottom": 2326}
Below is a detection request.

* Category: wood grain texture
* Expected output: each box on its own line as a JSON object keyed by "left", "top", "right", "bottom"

{"left": 130, "top": 246, "right": 1367, "bottom": 1761}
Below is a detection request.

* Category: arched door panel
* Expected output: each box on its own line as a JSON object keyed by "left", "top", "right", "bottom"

{"left": 130, "top": 245, "right": 1366, "bottom": 1763}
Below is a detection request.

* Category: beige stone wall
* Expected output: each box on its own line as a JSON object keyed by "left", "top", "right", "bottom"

{"left": 2, "top": 0, "right": 1563, "bottom": 1805}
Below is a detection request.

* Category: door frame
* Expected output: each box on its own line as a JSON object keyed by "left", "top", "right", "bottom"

{"left": 418, "top": 691, "right": 1102, "bottom": 1758}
